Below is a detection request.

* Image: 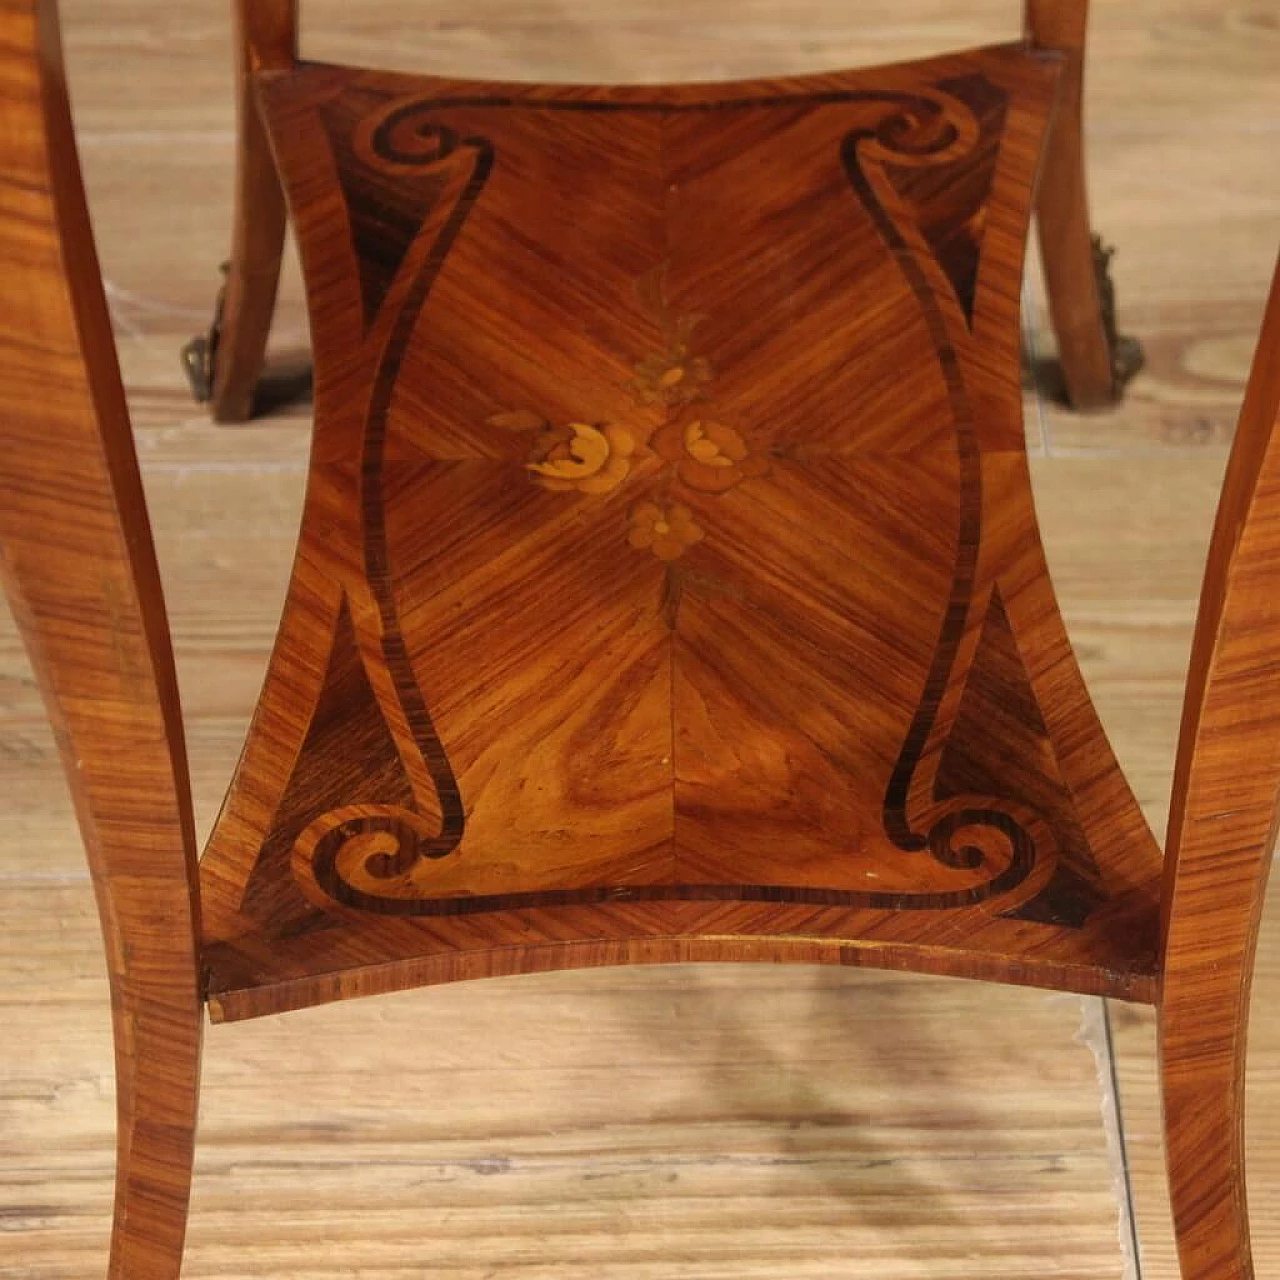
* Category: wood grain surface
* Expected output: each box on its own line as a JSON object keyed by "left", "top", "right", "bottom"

{"left": 200, "top": 0, "right": 296, "bottom": 422}
{"left": 206, "top": 0, "right": 1130, "bottom": 420}
{"left": 1154, "top": 254, "right": 1280, "bottom": 1280}
{"left": 0, "top": 2, "right": 203, "bottom": 1276}
{"left": 187, "top": 43, "right": 1169, "bottom": 1022}
{"left": 2, "top": 2, "right": 1279, "bottom": 1279}
{"left": 1025, "top": 0, "right": 1118, "bottom": 408}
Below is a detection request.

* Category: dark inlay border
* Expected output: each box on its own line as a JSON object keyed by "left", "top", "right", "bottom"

{"left": 260, "top": 72, "right": 1070, "bottom": 922}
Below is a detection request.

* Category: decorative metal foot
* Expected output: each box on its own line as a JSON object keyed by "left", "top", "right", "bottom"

{"left": 180, "top": 262, "right": 230, "bottom": 403}
{"left": 1092, "top": 235, "right": 1145, "bottom": 395}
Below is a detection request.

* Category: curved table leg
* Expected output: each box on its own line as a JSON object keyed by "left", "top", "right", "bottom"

{"left": 107, "top": 988, "right": 203, "bottom": 1279}
{"left": 1160, "top": 964, "right": 1256, "bottom": 1280}
{"left": 184, "top": 2, "right": 295, "bottom": 422}
{"left": 1027, "top": 0, "right": 1142, "bottom": 409}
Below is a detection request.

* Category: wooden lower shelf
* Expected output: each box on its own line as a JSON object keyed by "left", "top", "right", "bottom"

{"left": 197, "top": 43, "right": 1164, "bottom": 1022}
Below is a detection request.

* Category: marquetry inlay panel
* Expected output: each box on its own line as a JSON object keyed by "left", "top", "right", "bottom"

{"left": 198, "top": 45, "right": 1165, "bottom": 1013}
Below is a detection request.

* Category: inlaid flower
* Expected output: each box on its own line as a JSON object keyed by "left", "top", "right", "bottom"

{"left": 632, "top": 336, "right": 712, "bottom": 407}
{"left": 627, "top": 501, "right": 705, "bottom": 562}
{"left": 652, "top": 419, "right": 769, "bottom": 494}
{"left": 525, "top": 421, "right": 636, "bottom": 495}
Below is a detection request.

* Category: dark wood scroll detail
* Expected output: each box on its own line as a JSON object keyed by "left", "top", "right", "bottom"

{"left": 931, "top": 589, "right": 1104, "bottom": 928}
{"left": 352, "top": 103, "right": 488, "bottom": 861}
{"left": 249, "top": 96, "right": 494, "bottom": 918}
{"left": 240, "top": 596, "right": 421, "bottom": 923}
{"left": 312, "top": 850, "right": 1044, "bottom": 918}
{"left": 321, "top": 91, "right": 458, "bottom": 332}
{"left": 884, "top": 72, "right": 1008, "bottom": 325}
{"left": 846, "top": 103, "right": 1049, "bottom": 902}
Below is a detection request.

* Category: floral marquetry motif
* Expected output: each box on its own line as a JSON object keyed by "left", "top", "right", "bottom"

{"left": 486, "top": 261, "right": 772, "bottom": 559}
{"left": 523, "top": 420, "right": 637, "bottom": 494}
{"left": 627, "top": 501, "right": 705, "bottom": 561}
{"left": 653, "top": 420, "right": 770, "bottom": 494}
{"left": 197, "top": 45, "right": 1167, "bottom": 1017}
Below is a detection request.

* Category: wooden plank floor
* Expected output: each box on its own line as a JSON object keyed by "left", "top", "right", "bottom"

{"left": 1, "top": 1, "right": 1278, "bottom": 1276}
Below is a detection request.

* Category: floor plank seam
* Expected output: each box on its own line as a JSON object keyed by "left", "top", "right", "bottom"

{"left": 1099, "top": 997, "right": 1144, "bottom": 1280}
{"left": 1021, "top": 274, "right": 1050, "bottom": 456}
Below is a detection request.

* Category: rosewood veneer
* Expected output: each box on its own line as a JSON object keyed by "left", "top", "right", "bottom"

{"left": 1, "top": 1, "right": 1274, "bottom": 1278}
